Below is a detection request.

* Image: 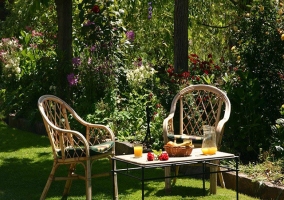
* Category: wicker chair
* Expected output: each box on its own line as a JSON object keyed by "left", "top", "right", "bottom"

{"left": 163, "top": 84, "right": 231, "bottom": 194}
{"left": 38, "top": 95, "right": 117, "bottom": 200}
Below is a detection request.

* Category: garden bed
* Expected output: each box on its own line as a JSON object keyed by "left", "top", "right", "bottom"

{"left": 8, "top": 114, "right": 46, "bottom": 135}
{"left": 221, "top": 168, "right": 284, "bottom": 199}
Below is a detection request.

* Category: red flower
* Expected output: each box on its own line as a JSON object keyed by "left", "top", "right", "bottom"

{"left": 156, "top": 104, "right": 161, "bottom": 108}
{"left": 215, "top": 65, "right": 221, "bottom": 70}
{"left": 92, "top": 5, "right": 100, "bottom": 13}
{"left": 188, "top": 54, "right": 199, "bottom": 64}
{"left": 167, "top": 67, "right": 174, "bottom": 76}
{"left": 192, "top": 75, "right": 200, "bottom": 81}
{"left": 181, "top": 71, "right": 190, "bottom": 78}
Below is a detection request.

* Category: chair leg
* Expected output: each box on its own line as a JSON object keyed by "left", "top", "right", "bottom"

{"left": 86, "top": 160, "right": 92, "bottom": 200}
{"left": 40, "top": 162, "right": 58, "bottom": 200}
{"left": 172, "top": 166, "right": 179, "bottom": 185}
{"left": 218, "top": 167, "right": 226, "bottom": 188}
{"left": 63, "top": 163, "right": 76, "bottom": 197}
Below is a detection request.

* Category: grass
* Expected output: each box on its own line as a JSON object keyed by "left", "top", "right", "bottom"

{"left": 0, "top": 121, "right": 257, "bottom": 200}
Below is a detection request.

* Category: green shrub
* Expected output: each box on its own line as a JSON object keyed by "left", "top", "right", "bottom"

{"left": 222, "top": 0, "right": 284, "bottom": 161}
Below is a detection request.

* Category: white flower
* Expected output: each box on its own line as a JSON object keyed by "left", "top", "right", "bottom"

{"left": 15, "top": 67, "right": 21, "bottom": 74}
{"left": 119, "top": 9, "right": 124, "bottom": 14}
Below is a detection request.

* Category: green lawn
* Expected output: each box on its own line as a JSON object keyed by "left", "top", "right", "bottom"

{"left": 0, "top": 121, "right": 257, "bottom": 200}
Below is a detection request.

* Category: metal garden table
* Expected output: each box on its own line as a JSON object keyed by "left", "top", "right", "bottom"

{"left": 112, "top": 148, "right": 239, "bottom": 200}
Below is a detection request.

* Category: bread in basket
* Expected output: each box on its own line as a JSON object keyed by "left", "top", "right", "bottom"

{"left": 164, "top": 141, "right": 194, "bottom": 157}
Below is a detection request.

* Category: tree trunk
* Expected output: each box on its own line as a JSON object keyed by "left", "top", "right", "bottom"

{"left": 55, "top": 0, "right": 73, "bottom": 101}
{"left": 174, "top": 0, "right": 188, "bottom": 73}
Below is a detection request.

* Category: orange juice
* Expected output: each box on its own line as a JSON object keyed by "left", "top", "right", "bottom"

{"left": 134, "top": 145, "right": 143, "bottom": 157}
{"left": 201, "top": 147, "right": 217, "bottom": 155}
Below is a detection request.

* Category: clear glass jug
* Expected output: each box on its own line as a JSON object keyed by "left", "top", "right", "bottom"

{"left": 201, "top": 125, "right": 217, "bottom": 155}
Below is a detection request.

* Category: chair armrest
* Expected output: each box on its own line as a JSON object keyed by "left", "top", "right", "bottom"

{"left": 69, "top": 113, "right": 115, "bottom": 143}
{"left": 85, "top": 123, "right": 116, "bottom": 142}
{"left": 163, "top": 113, "right": 174, "bottom": 144}
{"left": 216, "top": 118, "right": 229, "bottom": 148}
{"left": 47, "top": 122, "right": 91, "bottom": 158}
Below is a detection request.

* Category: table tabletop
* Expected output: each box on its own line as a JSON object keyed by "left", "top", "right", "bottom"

{"left": 114, "top": 148, "right": 236, "bottom": 168}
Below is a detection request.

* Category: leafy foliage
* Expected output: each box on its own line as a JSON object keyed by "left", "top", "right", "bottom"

{"left": 0, "top": 0, "right": 284, "bottom": 160}
{"left": 222, "top": 0, "right": 284, "bottom": 161}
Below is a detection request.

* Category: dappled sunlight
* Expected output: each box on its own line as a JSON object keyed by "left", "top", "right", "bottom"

{"left": 0, "top": 122, "right": 257, "bottom": 200}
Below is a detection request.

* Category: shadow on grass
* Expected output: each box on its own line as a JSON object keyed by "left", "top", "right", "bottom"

{"left": 154, "top": 184, "right": 208, "bottom": 198}
{"left": 0, "top": 122, "right": 50, "bottom": 152}
{"left": 0, "top": 122, "right": 215, "bottom": 200}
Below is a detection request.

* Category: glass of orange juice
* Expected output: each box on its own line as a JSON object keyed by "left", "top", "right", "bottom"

{"left": 133, "top": 143, "right": 143, "bottom": 158}
{"left": 201, "top": 125, "right": 217, "bottom": 155}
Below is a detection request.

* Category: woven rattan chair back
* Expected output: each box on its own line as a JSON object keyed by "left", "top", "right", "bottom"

{"left": 163, "top": 84, "right": 231, "bottom": 148}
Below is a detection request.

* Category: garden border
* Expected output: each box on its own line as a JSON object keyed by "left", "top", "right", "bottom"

{"left": 221, "top": 168, "right": 284, "bottom": 200}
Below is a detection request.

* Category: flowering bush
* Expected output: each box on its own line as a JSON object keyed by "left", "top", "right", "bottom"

{"left": 166, "top": 53, "right": 227, "bottom": 87}
{"left": 126, "top": 62, "right": 156, "bottom": 89}
{"left": 0, "top": 38, "right": 22, "bottom": 78}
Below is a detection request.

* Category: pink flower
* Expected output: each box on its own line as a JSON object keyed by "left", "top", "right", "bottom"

{"left": 32, "top": 30, "right": 43, "bottom": 37}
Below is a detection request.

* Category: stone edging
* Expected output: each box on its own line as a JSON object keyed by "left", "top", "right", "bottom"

{"left": 221, "top": 168, "right": 284, "bottom": 200}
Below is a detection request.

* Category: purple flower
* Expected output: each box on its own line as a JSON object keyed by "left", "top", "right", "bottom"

{"left": 88, "top": 57, "right": 92, "bottom": 65}
{"left": 67, "top": 73, "right": 79, "bottom": 86}
{"left": 90, "top": 45, "right": 96, "bottom": 52}
{"left": 72, "top": 57, "right": 81, "bottom": 66}
{"left": 126, "top": 30, "right": 135, "bottom": 42}
{"left": 83, "top": 20, "right": 95, "bottom": 26}
{"left": 148, "top": 2, "right": 152, "bottom": 20}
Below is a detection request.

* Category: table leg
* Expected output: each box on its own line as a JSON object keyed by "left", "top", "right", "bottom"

{"left": 142, "top": 167, "right": 145, "bottom": 200}
{"left": 202, "top": 161, "right": 205, "bottom": 196}
{"left": 112, "top": 159, "right": 118, "bottom": 200}
{"left": 164, "top": 166, "right": 171, "bottom": 194}
{"left": 210, "top": 161, "right": 217, "bottom": 194}
{"left": 235, "top": 156, "right": 239, "bottom": 200}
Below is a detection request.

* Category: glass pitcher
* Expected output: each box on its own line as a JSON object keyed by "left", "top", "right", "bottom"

{"left": 201, "top": 125, "right": 217, "bottom": 155}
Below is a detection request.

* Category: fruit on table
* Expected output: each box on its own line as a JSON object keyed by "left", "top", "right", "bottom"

{"left": 147, "top": 152, "right": 155, "bottom": 161}
{"left": 159, "top": 152, "right": 169, "bottom": 161}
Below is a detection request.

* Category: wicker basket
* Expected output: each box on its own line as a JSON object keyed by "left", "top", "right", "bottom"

{"left": 164, "top": 145, "right": 193, "bottom": 157}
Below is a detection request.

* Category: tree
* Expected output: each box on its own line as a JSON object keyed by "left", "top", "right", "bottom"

{"left": 54, "top": 0, "right": 73, "bottom": 101}
{"left": 174, "top": 0, "right": 188, "bottom": 73}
